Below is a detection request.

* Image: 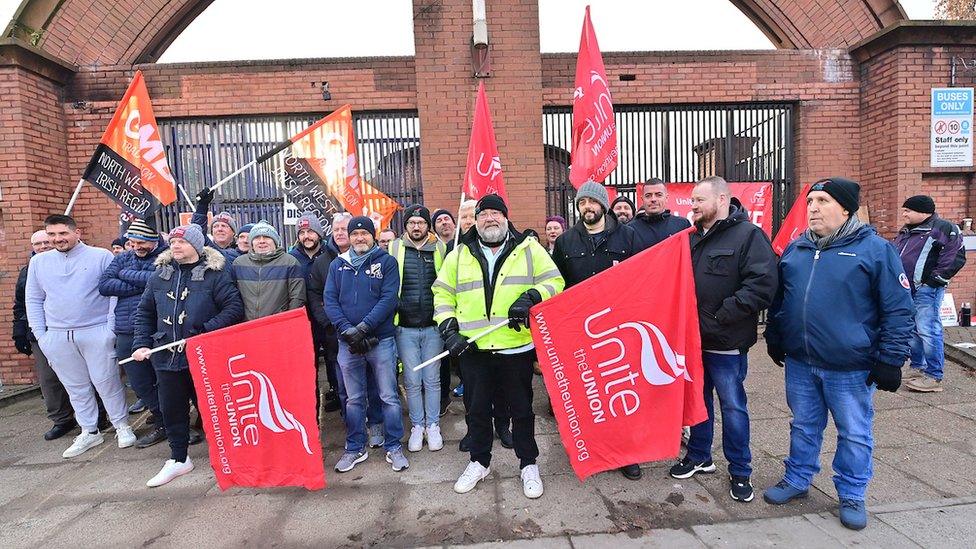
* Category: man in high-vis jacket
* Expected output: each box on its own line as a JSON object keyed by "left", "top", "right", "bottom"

{"left": 433, "top": 194, "right": 564, "bottom": 499}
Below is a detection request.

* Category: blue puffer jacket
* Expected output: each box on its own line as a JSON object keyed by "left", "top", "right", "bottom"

{"left": 765, "top": 225, "right": 915, "bottom": 371}
{"left": 98, "top": 243, "right": 169, "bottom": 335}
{"left": 325, "top": 245, "right": 400, "bottom": 340}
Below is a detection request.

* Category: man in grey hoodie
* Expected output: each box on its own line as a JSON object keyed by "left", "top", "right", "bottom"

{"left": 26, "top": 214, "right": 136, "bottom": 458}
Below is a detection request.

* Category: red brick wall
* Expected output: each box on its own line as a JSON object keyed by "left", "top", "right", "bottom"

{"left": 0, "top": 67, "right": 71, "bottom": 384}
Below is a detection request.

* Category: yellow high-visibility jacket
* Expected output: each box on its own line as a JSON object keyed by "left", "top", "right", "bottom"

{"left": 432, "top": 228, "right": 564, "bottom": 350}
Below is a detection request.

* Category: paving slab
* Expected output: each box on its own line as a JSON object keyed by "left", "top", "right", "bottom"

{"left": 692, "top": 515, "right": 840, "bottom": 548}
{"left": 876, "top": 502, "right": 976, "bottom": 549}
{"left": 570, "top": 529, "right": 706, "bottom": 548}
{"left": 804, "top": 511, "right": 921, "bottom": 548}
{"left": 497, "top": 474, "right": 616, "bottom": 538}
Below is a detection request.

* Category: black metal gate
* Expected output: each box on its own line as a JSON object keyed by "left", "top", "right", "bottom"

{"left": 543, "top": 103, "right": 795, "bottom": 229}
{"left": 156, "top": 110, "right": 422, "bottom": 242}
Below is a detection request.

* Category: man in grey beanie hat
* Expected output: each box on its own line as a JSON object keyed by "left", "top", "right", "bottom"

{"left": 232, "top": 221, "right": 305, "bottom": 321}
{"left": 575, "top": 181, "right": 610, "bottom": 214}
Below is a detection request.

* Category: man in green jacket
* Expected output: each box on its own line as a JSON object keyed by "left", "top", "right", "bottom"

{"left": 231, "top": 221, "right": 305, "bottom": 321}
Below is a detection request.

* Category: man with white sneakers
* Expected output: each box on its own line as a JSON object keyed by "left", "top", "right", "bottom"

{"left": 433, "top": 194, "right": 565, "bottom": 499}
{"left": 26, "top": 214, "right": 136, "bottom": 458}
{"left": 389, "top": 205, "right": 448, "bottom": 453}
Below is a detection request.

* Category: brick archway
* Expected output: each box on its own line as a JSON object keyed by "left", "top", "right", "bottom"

{"left": 4, "top": 0, "right": 906, "bottom": 66}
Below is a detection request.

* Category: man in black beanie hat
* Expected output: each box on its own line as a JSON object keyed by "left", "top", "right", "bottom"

{"left": 432, "top": 209, "right": 457, "bottom": 250}
{"left": 893, "top": 195, "right": 966, "bottom": 393}
{"left": 610, "top": 195, "right": 637, "bottom": 224}
{"left": 764, "top": 177, "right": 914, "bottom": 530}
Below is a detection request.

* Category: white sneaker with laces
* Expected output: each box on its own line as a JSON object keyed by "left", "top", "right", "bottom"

{"left": 62, "top": 431, "right": 104, "bottom": 458}
{"left": 116, "top": 424, "right": 136, "bottom": 448}
{"left": 408, "top": 424, "right": 425, "bottom": 452}
{"left": 426, "top": 424, "right": 444, "bottom": 451}
{"left": 521, "top": 464, "right": 544, "bottom": 499}
{"left": 454, "top": 461, "right": 490, "bottom": 494}
{"left": 146, "top": 458, "right": 194, "bottom": 487}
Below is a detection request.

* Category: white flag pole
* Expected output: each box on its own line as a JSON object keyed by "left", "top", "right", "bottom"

{"left": 119, "top": 338, "right": 187, "bottom": 365}
{"left": 64, "top": 178, "right": 86, "bottom": 215}
{"left": 412, "top": 320, "right": 509, "bottom": 372}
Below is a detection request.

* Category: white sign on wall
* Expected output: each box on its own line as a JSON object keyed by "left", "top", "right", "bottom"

{"left": 283, "top": 197, "right": 300, "bottom": 226}
{"left": 941, "top": 292, "right": 959, "bottom": 327}
{"left": 931, "top": 87, "right": 974, "bottom": 168}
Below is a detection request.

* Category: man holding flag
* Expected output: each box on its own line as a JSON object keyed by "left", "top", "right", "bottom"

{"left": 192, "top": 188, "right": 242, "bottom": 262}
{"left": 433, "top": 194, "right": 564, "bottom": 499}
{"left": 670, "top": 176, "right": 778, "bottom": 504}
{"left": 132, "top": 224, "right": 244, "bottom": 487}
{"left": 551, "top": 182, "right": 639, "bottom": 479}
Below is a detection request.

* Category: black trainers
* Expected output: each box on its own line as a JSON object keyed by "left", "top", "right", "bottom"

{"left": 668, "top": 456, "right": 717, "bottom": 479}
{"left": 730, "top": 475, "right": 754, "bottom": 502}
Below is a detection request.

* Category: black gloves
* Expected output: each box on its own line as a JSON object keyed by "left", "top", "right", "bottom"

{"left": 195, "top": 187, "right": 215, "bottom": 209}
{"left": 438, "top": 318, "right": 469, "bottom": 357}
{"left": 767, "top": 343, "right": 785, "bottom": 367}
{"left": 350, "top": 336, "right": 379, "bottom": 355}
{"left": 507, "top": 289, "right": 542, "bottom": 331}
{"left": 14, "top": 336, "right": 31, "bottom": 356}
{"left": 340, "top": 323, "right": 370, "bottom": 347}
{"left": 866, "top": 363, "right": 902, "bottom": 392}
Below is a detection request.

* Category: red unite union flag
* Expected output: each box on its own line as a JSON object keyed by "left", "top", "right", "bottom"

{"left": 530, "top": 229, "right": 707, "bottom": 480}
{"left": 186, "top": 309, "right": 326, "bottom": 490}
{"left": 569, "top": 6, "right": 617, "bottom": 189}
{"left": 463, "top": 81, "right": 508, "bottom": 203}
{"left": 772, "top": 184, "right": 812, "bottom": 255}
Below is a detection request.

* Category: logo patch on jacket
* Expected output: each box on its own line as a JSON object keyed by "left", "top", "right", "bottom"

{"left": 367, "top": 263, "right": 383, "bottom": 279}
{"left": 899, "top": 272, "right": 911, "bottom": 290}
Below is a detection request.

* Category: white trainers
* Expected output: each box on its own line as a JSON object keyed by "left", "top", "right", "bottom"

{"left": 408, "top": 424, "right": 425, "bottom": 452}
{"left": 62, "top": 431, "right": 104, "bottom": 458}
{"left": 521, "top": 464, "right": 544, "bottom": 499}
{"left": 454, "top": 461, "right": 490, "bottom": 494}
{"left": 116, "top": 424, "right": 136, "bottom": 448}
{"left": 146, "top": 458, "right": 194, "bottom": 488}
{"left": 426, "top": 424, "right": 444, "bottom": 451}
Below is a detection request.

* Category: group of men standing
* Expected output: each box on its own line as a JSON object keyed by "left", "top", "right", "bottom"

{"left": 9, "top": 173, "right": 966, "bottom": 525}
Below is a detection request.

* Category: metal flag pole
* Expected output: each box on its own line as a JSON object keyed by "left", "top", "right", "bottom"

{"left": 177, "top": 184, "right": 196, "bottom": 210}
{"left": 412, "top": 320, "right": 509, "bottom": 372}
{"left": 64, "top": 178, "right": 86, "bottom": 215}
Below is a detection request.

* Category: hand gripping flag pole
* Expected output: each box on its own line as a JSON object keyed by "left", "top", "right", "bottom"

{"left": 119, "top": 338, "right": 186, "bottom": 365}
{"left": 412, "top": 320, "right": 509, "bottom": 372}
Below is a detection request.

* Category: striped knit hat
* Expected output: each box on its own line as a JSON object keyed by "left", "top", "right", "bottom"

{"left": 212, "top": 211, "right": 237, "bottom": 234}
{"left": 124, "top": 219, "right": 159, "bottom": 242}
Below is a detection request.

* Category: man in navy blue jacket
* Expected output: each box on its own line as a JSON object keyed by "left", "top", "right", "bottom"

{"left": 764, "top": 178, "right": 914, "bottom": 531}
{"left": 325, "top": 216, "right": 407, "bottom": 474}
{"left": 99, "top": 219, "right": 169, "bottom": 448}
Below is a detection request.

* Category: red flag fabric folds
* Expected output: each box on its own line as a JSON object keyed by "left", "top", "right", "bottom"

{"left": 530, "top": 229, "right": 707, "bottom": 480}
{"left": 569, "top": 6, "right": 618, "bottom": 188}
{"left": 771, "top": 184, "right": 812, "bottom": 255}
{"left": 186, "top": 309, "right": 326, "bottom": 490}
{"left": 463, "top": 81, "right": 508, "bottom": 203}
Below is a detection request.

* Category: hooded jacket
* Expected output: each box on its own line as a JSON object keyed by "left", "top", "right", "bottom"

{"left": 690, "top": 199, "right": 778, "bottom": 351}
{"left": 98, "top": 243, "right": 169, "bottom": 335}
{"left": 231, "top": 247, "right": 306, "bottom": 321}
{"left": 325, "top": 245, "right": 400, "bottom": 340}
{"left": 630, "top": 209, "right": 692, "bottom": 252}
{"left": 133, "top": 247, "right": 244, "bottom": 371}
{"left": 765, "top": 225, "right": 915, "bottom": 370}
{"left": 892, "top": 213, "right": 966, "bottom": 293}
{"left": 552, "top": 214, "right": 637, "bottom": 287}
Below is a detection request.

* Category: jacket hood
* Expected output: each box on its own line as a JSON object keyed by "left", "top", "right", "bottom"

{"left": 398, "top": 232, "right": 440, "bottom": 252}
{"left": 155, "top": 246, "right": 226, "bottom": 270}
{"left": 570, "top": 210, "right": 622, "bottom": 236}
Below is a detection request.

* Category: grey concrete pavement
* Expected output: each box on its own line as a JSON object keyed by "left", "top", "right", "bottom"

{"left": 2, "top": 351, "right": 976, "bottom": 547}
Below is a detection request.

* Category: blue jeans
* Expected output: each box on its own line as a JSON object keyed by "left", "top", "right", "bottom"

{"left": 910, "top": 285, "right": 946, "bottom": 381}
{"left": 334, "top": 355, "right": 384, "bottom": 428}
{"left": 396, "top": 326, "right": 443, "bottom": 427}
{"left": 337, "top": 337, "right": 404, "bottom": 452}
{"left": 687, "top": 352, "right": 752, "bottom": 477}
{"left": 783, "top": 358, "right": 875, "bottom": 501}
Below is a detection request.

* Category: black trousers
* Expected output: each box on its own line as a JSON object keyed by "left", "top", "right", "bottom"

{"left": 460, "top": 350, "right": 537, "bottom": 468}
{"left": 30, "top": 341, "right": 75, "bottom": 426}
{"left": 157, "top": 369, "right": 197, "bottom": 462}
{"left": 440, "top": 356, "right": 454, "bottom": 403}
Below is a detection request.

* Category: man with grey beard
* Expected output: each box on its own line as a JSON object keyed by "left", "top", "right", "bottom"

{"left": 433, "top": 194, "right": 565, "bottom": 499}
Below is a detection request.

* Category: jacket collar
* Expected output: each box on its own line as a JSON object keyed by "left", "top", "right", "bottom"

{"left": 794, "top": 224, "right": 876, "bottom": 250}
{"left": 635, "top": 209, "right": 675, "bottom": 224}
{"left": 399, "top": 232, "right": 439, "bottom": 252}
{"left": 899, "top": 213, "right": 938, "bottom": 234}
{"left": 155, "top": 247, "right": 226, "bottom": 281}
{"left": 247, "top": 247, "right": 285, "bottom": 264}
{"left": 570, "top": 211, "right": 620, "bottom": 237}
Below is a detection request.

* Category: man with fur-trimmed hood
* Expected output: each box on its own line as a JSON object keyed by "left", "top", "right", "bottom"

{"left": 133, "top": 224, "right": 244, "bottom": 488}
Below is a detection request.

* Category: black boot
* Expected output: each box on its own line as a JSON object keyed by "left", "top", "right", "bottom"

{"left": 495, "top": 421, "right": 513, "bottom": 449}
{"left": 135, "top": 426, "right": 167, "bottom": 449}
{"left": 44, "top": 421, "right": 77, "bottom": 441}
{"left": 458, "top": 433, "right": 472, "bottom": 452}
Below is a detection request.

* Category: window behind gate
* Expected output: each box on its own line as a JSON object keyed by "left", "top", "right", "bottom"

{"left": 156, "top": 111, "right": 422, "bottom": 243}
{"left": 543, "top": 103, "right": 795, "bottom": 231}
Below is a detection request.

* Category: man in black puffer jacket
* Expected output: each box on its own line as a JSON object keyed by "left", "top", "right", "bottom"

{"left": 630, "top": 177, "right": 692, "bottom": 252}
{"left": 99, "top": 219, "right": 169, "bottom": 448}
{"left": 668, "top": 176, "right": 778, "bottom": 506}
